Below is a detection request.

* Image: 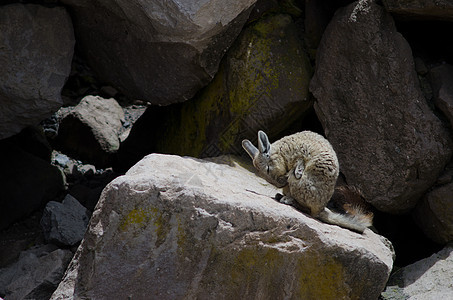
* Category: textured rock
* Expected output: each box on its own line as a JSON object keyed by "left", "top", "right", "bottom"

{"left": 304, "top": 0, "right": 341, "bottom": 59}
{"left": 382, "top": 0, "right": 453, "bottom": 20}
{"left": 41, "top": 194, "right": 91, "bottom": 246}
{"left": 0, "top": 140, "right": 65, "bottom": 230}
{"left": 8, "top": 126, "right": 53, "bottom": 162}
{"left": 381, "top": 245, "right": 453, "bottom": 299}
{"left": 52, "top": 154, "right": 393, "bottom": 299}
{"left": 429, "top": 64, "right": 453, "bottom": 129}
{"left": 0, "top": 212, "right": 43, "bottom": 269}
{"left": 0, "top": 4, "right": 74, "bottom": 140}
{"left": 0, "top": 245, "right": 73, "bottom": 300}
{"left": 413, "top": 165, "right": 453, "bottom": 244}
{"left": 310, "top": 0, "right": 452, "bottom": 213}
{"left": 60, "top": 0, "right": 256, "bottom": 105}
{"left": 56, "top": 95, "right": 124, "bottom": 167}
{"left": 116, "top": 14, "right": 312, "bottom": 170}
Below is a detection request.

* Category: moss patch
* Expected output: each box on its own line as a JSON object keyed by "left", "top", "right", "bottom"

{"left": 154, "top": 14, "right": 313, "bottom": 158}
{"left": 198, "top": 244, "right": 350, "bottom": 299}
{"left": 296, "top": 253, "right": 348, "bottom": 299}
{"left": 120, "top": 206, "right": 170, "bottom": 246}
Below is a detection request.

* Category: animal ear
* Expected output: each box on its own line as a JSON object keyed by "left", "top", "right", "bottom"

{"left": 242, "top": 139, "right": 258, "bottom": 159}
{"left": 258, "top": 131, "right": 271, "bottom": 154}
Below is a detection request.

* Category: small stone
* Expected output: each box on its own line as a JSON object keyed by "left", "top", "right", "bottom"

{"left": 41, "top": 194, "right": 91, "bottom": 246}
{"left": 53, "top": 152, "right": 70, "bottom": 167}
{"left": 78, "top": 164, "right": 96, "bottom": 177}
{"left": 56, "top": 95, "right": 124, "bottom": 167}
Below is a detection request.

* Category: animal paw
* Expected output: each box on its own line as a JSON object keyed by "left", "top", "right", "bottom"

{"left": 274, "top": 193, "right": 284, "bottom": 201}
{"left": 294, "top": 161, "right": 304, "bottom": 179}
{"left": 279, "top": 196, "right": 297, "bottom": 206}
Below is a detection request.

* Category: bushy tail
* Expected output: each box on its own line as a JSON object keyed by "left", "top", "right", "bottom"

{"left": 318, "top": 207, "right": 373, "bottom": 233}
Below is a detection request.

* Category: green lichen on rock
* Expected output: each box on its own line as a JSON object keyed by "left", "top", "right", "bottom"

{"left": 154, "top": 14, "right": 313, "bottom": 158}
{"left": 120, "top": 208, "right": 151, "bottom": 231}
{"left": 197, "top": 243, "right": 353, "bottom": 299}
{"left": 155, "top": 63, "right": 228, "bottom": 157}
{"left": 224, "top": 13, "right": 313, "bottom": 144}
{"left": 296, "top": 253, "right": 347, "bottom": 299}
{"left": 120, "top": 206, "right": 169, "bottom": 246}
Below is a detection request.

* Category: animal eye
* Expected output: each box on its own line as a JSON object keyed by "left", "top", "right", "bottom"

{"left": 266, "top": 165, "right": 270, "bottom": 174}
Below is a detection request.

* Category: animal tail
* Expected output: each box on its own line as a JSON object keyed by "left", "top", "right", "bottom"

{"left": 318, "top": 206, "right": 373, "bottom": 233}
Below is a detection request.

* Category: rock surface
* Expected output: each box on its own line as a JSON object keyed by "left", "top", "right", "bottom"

{"left": 56, "top": 95, "right": 124, "bottom": 167}
{"left": 382, "top": 0, "right": 453, "bottom": 20}
{"left": 0, "top": 140, "right": 65, "bottom": 230}
{"left": 0, "top": 4, "right": 74, "bottom": 140}
{"left": 41, "top": 194, "right": 91, "bottom": 246}
{"left": 60, "top": 0, "right": 256, "bottom": 105}
{"left": 0, "top": 244, "right": 73, "bottom": 300}
{"left": 310, "top": 0, "right": 452, "bottom": 213}
{"left": 52, "top": 154, "right": 393, "bottom": 299}
{"left": 381, "top": 245, "right": 453, "bottom": 299}
{"left": 429, "top": 64, "right": 453, "bottom": 129}
{"left": 413, "top": 166, "right": 453, "bottom": 244}
{"left": 116, "top": 14, "right": 313, "bottom": 170}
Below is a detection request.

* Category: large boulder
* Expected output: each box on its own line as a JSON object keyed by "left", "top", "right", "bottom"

{"left": 52, "top": 154, "right": 394, "bottom": 299}
{"left": 115, "top": 14, "right": 313, "bottom": 171}
{"left": 382, "top": 0, "right": 453, "bottom": 20}
{"left": 310, "top": 0, "right": 452, "bottom": 213}
{"left": 0, "top": 4, "right": 74, "bottom": 140}
{"left": 60, "top": 0, "right": 256, "bottom": 105}
{"left": 381, "top": 245, "right": 453, "bottom": 299}
{"left": 56, "top": 95, "right": 125, "bottom": 167}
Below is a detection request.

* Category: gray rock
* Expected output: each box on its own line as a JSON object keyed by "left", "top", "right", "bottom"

{"left": 413, "top": 178, "right": 453, "bottom": 244}
{"left": 0, "top": 142, "right": 65, "bottom": 230}
{"left": 0, "top": 244, "right": 73, "bottom": 300}
{"left": 0, "top": 212, "right": 44, "bottom": 269}
{"left": 77, "top": 164, "right": 96, "bottom": 177}
{"left": 382, "top": 0, "right": 453, "bottom": 20}
{"left": 310, "top": 0, "right": 452, "bottom": 213}
{"left": 0, "top": 4, "right": 74, "bottom": 140}
{"left": 381, "top": 245, "right": 453, "bottom": 299}
{"left": 53, "top": 152, "right": 71, "bottom": 168}
{"left": 115, "top": 14, "right": 313, "bottom": 170}
{"left": 52, "top": 154, "right": 394, "bottom": 299}
{"left": 56, "top": 95, "right": 124, "bottom": 167}
{"left": 304, "top": 0, "right": 338, "bottom": 59}
{"left": 177, "top": 14, "right": 313, "bottom": 157}
{"left": 9, "top": 126, "right": 53, "bottom": 162}
{"left": 41, "top": 194, "right": 91, "bottom": 246}
{"left": 429, "top": 64, "right": 453, "bottom": 129}
{"left": 60, "top": 0, "right": 256, "bottom": 105}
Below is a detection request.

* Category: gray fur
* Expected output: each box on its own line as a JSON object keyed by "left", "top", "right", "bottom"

{"left": 242, "top": 130, "right": 369, "bottom": 233}
{"left": 242, "top": 140, "right": 259, "bottom": 159}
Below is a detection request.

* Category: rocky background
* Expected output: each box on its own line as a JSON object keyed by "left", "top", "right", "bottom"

{"left": 1, "top": 0, "right": 453, "bottom": 299}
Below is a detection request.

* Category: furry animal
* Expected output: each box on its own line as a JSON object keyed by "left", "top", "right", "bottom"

{"left": 242, "top": 130, "right": 373, "bottom": 233}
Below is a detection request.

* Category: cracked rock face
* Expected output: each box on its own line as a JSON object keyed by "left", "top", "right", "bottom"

{"left": 52, "top": 154, "right": 394, "bottom": 299}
